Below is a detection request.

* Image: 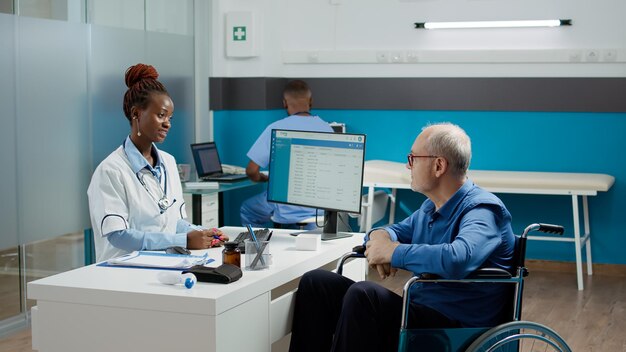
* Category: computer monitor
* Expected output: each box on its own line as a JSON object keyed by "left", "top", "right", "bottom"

{"left": 267, "top": 129, "right": 366, "bottom": 240}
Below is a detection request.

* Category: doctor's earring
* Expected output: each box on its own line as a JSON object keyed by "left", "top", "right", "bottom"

{"left": 133, "top": 116, "right": 141, "bottom": 137}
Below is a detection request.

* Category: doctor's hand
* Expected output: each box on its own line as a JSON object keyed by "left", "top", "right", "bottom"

{"left": 186, "top": 229, "right": 226, "bottom": 249}
{"left": 207, "top": 228, "right": 229, "bottom": 247}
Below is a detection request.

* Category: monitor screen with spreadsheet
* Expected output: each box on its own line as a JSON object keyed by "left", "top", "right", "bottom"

{"left": 267, "top": 130, "right": 366, "bottom": 238}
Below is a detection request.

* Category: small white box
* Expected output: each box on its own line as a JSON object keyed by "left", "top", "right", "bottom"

{"left": 295, "top": 234, "right": 321, "bottom": 251}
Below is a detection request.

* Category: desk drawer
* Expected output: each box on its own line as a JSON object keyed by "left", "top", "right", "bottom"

{"left": 268, "top": 259, "right": 365, "bottom": 344}
{"left": 270, "top": 289, "right": 296, "bottom": 344}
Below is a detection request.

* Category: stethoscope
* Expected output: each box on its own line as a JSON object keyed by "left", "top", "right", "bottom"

{"left": 123, "top": 141, "right": 176, "bottom": 214}
{"left": 137, "top": 168, "right": 176, "bottom": 214}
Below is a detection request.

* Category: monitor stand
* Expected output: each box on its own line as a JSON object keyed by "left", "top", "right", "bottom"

{"left": 299, "top": 210, "right": 353, "bottom": 241}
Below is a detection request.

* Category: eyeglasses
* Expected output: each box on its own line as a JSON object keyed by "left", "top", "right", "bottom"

{"left": 407, "top": 153, "right": 438, "bottom": 167}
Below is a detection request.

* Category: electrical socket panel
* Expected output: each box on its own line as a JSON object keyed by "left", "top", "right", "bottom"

{"left": 568, "top": 51, "right": 582, "bottom": 62}
{"left": 390, "top": 51, "right": 404, "bottom": 63}
{"left": 376, "top": 52, "right": 390, "bottom": 63}
{"left": 307, "top": 52, "right": 320, "bottom": 63}
{"left": 602, "top": 49, "right": 618, "bottom": 62}
{"left": 406, "top": 51, "right": 419, "bottom": 63}
{"left": 585, "top": 50, "right": 599, "bottom": 62}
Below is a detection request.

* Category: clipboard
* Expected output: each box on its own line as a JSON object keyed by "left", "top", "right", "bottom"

{"left": 100, "top": 251, "right": 213, "bottom": 270}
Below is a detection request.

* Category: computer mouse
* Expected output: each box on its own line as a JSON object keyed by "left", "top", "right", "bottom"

{"left": 165, "top": 246, "right": 191, "bottom": 255}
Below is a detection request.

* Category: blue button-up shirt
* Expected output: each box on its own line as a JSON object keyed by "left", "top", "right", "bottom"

{"left": 371, "top": 180, "right": 515, "bottom": 327}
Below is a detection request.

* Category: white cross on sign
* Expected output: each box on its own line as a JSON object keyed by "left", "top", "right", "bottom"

{"left": 233, "top": 26, "right": 246, "bottom": 41}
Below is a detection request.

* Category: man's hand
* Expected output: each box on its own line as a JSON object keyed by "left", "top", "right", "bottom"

{"left": 365, "top": 230, "right": 399, "bottom": 279}
{"left": 246, "top": 160, "right": 268, "bottom": 182}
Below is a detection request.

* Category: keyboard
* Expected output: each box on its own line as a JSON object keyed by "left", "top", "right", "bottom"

{"left": 201, "top": 173, "right": 248, "bottom": 182}
{"left": 233, "top": 228, "right": 271, "bottom": 253}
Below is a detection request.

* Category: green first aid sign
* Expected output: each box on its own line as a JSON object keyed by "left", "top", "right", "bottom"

{"left": 233, "top": 26, "right": 246, "bottom": 41}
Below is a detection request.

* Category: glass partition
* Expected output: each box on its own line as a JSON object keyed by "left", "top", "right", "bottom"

{"left": 88, "top": 0, "right": 144, "bottom": 30}
{"left": 0, "top": 14, "right": 18, "bottom": 251}
{"left": 0, "top": 0, "right": 196, "bottom": 338}
{"left": 0, "top": 0, "right": 13, "bottom": 14}
{"left": 146, "top": 30, "right": 195, "bottom": 163}
{"left": 17, "top": 16, "right": 91, "bottom": 244}
{"left": 17, "top": 0, "right": 85, "bottom": 22}
{"left": 90, "top": 25, "right": 146, "bottom": 166}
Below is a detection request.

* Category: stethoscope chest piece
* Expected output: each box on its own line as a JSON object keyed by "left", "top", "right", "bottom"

{"left": 138, "top": 170, "right": 175, "bottom": 214}
{"left": 158, "top": 196, "right": 172, "bottom": 212}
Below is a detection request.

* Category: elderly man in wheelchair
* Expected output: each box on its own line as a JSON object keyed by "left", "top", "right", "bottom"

{"left": 288, "top": 123, "right": 570, "bottom": 352}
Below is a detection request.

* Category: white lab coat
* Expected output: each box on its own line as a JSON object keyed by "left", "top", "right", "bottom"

{"left": 87, "top": 146, "right": 186, "bottom": 261}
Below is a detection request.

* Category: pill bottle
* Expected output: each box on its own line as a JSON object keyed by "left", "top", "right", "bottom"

{"left": 222, "top": 241, "right": 241, "bottom": 267}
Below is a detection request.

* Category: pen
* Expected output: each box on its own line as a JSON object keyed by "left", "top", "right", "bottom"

{"left": 210, "top": 228, "right": 225, "bottom": 240}
{"left": 246, "top": 224, "right": 266, "bottom": 267}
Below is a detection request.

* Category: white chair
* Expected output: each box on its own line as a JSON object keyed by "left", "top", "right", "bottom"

{"left": 350, "top": 190, "right": 390, "bottom": 232}
{"left": 295, "top": 216, "right": 322, "bottom": 229}
{"left": 270, "top": 214, "right": 324, "bottom": 229}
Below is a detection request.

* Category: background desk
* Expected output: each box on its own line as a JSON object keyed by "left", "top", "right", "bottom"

{"left": 362, "top": 160, "right": 615, "bottom": 290}
{"left": 183, "top": 179, "right": 257, "bottom": 227}
{"left": 28, "top": 227, "right": 365, "bottom": 352}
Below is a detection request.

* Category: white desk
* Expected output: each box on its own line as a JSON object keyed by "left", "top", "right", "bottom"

{"left": 362, "top": 160, "right": 615, "bottom": 291}
{"left": 28, "top": 227, "right": 365, "bottom": 352}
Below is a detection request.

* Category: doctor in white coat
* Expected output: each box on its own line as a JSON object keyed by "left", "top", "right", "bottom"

{"left": 88, "top": 63, "right": 227, "bottom": 261}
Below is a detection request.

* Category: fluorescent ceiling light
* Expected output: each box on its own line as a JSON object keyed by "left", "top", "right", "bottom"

{"left": 415, "top": 19, "right": 572, "bottom": 30}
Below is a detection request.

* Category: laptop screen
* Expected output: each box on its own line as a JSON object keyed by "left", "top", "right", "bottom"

{"left": 190, "top": 142, "right": 223, "bottom": 177}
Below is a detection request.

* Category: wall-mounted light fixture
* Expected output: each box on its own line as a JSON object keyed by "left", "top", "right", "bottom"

{"left": 415, "top": 19, "right": 572, "bottom": 30}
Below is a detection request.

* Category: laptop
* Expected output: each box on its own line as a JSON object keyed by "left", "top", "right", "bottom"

{"left": 190, "top": 142, "right": 248, "bottom": 182}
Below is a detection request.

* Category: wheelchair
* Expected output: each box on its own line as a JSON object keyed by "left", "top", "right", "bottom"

{"left": 336, "top": 223, "right": 572, "bottom": 352}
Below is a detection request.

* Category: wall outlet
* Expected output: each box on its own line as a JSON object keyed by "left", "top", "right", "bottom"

{"left": 602, "top": 49, "right": 617, "bottom": 62}
{"left": 390, "top": 51, "right": 404, "bottom": 63}
{"left": 307, "top": 52, "right": 320, "bottom": 63}
{"left": 568, "top": 51, "right": 582, "bottom": 62}
{"left": 406, "top": 51, "right": 419, "bottom": 63}
{"left": 585, "top": 50, "right": 599, "bottom": 62}
{"left": 376, "top": 52, "right": 390, "bottom": 63}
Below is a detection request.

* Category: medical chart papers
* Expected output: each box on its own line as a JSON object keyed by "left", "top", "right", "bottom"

{"left": 107, "top": 251, "right": 210, "bottom": 269}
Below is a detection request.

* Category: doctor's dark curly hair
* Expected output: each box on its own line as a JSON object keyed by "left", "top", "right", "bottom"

{"left": 122, "top": 63, "right": 169, "bottom": 123}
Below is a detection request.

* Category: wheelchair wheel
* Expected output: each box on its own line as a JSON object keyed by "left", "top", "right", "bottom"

{"left": 465, "top": 321, "right": 571, "bottom": 352}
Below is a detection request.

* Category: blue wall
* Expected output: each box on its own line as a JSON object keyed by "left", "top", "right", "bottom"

{"left": 214, "top": 109, "right": 626, "bottom": 265}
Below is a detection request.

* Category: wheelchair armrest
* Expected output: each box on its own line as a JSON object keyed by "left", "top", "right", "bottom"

{"left": 414, "top": 268, "right": 513, "bottom": 282}
{"left": 466, "top": 268, "right": 513, "bottom": 279}
{"left": 352, "top": 245, "right": 365, "bottom": 254}
{"left": 336, "top": 245, "right": 366, "bottom": 275}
